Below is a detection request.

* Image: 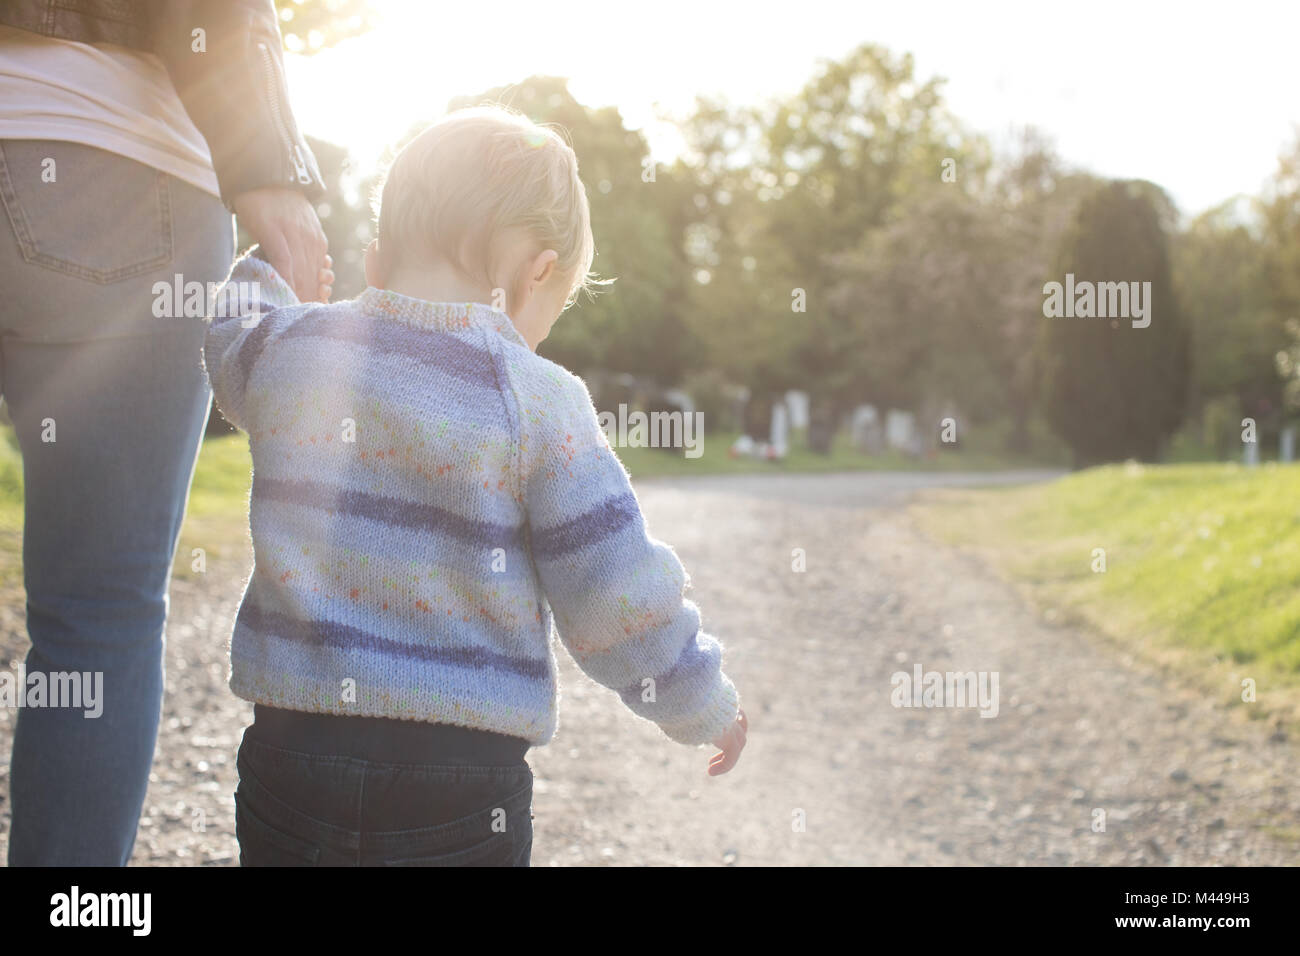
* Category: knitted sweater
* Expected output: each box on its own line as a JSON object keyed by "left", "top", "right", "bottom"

{"left": 204, "top": 252, "right": 740, "bottom": 747}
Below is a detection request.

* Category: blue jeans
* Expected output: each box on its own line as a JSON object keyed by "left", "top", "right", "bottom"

{"left": 236, "top": 706, "right": 534, "bottom": 866}
{"left": 0, "top": 140, "right": 233, "bottom": 865}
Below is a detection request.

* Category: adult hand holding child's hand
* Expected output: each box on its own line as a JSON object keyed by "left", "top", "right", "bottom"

{"left": 233, "top": 186, "right": 333, "bottom": 302}
{"left": 708, "top": 708, "right": 748, "bottom": 776}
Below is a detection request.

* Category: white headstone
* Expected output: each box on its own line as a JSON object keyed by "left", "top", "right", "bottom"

{"left": 885, "top": 409, "right": 917, "bottom": 453}
{"left": 663, "top": 388, "right": 695, "bottom": 416}
{"left": 849, "top": 405, "right": 881, "bottom": 453}
{"left": 784, "top": 390, "right": 810, "bottom": 430}
{"left": 770, "top": 401, "right": 789, "bottom": 457}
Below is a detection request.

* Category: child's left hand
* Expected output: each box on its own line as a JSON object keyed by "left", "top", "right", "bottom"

{"left": 318, "top": 255, "right": 334, "bottom": 302}
{"left": 708, "top": 709, "right": 748, "bottom": 776}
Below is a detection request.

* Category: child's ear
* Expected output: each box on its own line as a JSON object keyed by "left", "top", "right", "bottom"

{"left": 530, "top": 249, "right": 558, "bottom": 289}
{"left": 364, "top": 238, "right": 387, "bottom": 288}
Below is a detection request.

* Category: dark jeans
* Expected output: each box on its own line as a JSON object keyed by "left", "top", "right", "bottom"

{"left": 235, "top": 705, "right": 534, "bottom": 866}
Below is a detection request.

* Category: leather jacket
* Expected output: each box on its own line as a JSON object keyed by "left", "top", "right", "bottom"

{"left": 0, "top": 0, "right": 327, "bottom": 207}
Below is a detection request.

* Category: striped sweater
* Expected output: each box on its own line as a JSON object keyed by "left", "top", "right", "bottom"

{"left": 203, "top": 251, "right": 740, "bottom": 747}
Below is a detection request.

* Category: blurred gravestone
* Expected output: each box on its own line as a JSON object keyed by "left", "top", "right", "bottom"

{"left": 770, "top": 401, "right": 789, "bottom": 458}
{"left": 886, "top": 409, "right": 920, "bottom": 456}
{"left": 850, "top": 404, "right": 883, "bottom": 454}
{"left": 784, "top": 390, "right": 810, "bottom": 430}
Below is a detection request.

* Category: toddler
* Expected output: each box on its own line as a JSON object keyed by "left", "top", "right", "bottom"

{"left": 205, "top": 105, "right": 747, "bottom": 867}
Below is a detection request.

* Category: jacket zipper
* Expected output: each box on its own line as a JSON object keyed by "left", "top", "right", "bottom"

{"left": 257, "top": 41, "right": 313, "bottom": 186}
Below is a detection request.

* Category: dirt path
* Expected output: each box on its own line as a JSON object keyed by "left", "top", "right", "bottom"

{"left": 1, "top": 470, "right": 1297, "bottom": 865}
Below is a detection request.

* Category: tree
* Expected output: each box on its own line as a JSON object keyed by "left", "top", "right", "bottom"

{"left": 1260, "top": 134, "right": 1300, "bottom": 430}
{"left": 1173, "top": 201, "right": 1281, "bottom": 423}
{"left": 828, "top": 183, "right": 1010, "bottom": 432}
{"left": 677, "top": 45, "right": 973, "bottom": 451}
{"left": 1039, "top": 181, "right": 1191, "bottom": 466}
{"left": 674, "top": 96, "right": 807, "bottom": 412}
{"left": 273, "top": 0, "right": 378, "bottom": 54}
{"left": 984, "top": 132, "right": 1104, "bottom": 452}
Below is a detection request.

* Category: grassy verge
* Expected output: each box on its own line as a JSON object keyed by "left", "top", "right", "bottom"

{"left": 613, "top": 427, "right": 1064, "bottom": 478}
{"left": 912, "top": 461, "right": 1300, "bottom": 729}
{"left": 0, "top": 429, "right": 254, "bottom": 593}
{"left": 0, "top": 429, "right": 23, "bottom": 592}
{"left": 174, "top": 433, "right": 254, "bottom": 580}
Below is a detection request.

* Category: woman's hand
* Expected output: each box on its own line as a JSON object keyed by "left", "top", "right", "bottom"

{"left": 233, "top": 187, "right": 331, "bottom": 302}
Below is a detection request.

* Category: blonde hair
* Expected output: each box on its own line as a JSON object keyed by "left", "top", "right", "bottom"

{"left": 373, "top": 105, "right": 600, "bottom": 309}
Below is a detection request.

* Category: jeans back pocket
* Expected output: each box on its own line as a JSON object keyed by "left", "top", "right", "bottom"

{"left": 373, "top": 769, "right": 534, "bottom": 867}
{"left": 0, "top": 140, "right": 172, "bottom": 283}
{"left": 380, "top": 830, "right": 519, "bottom": 867}
{"left": 234, "top": 787, "right": 323, "bottom": 867}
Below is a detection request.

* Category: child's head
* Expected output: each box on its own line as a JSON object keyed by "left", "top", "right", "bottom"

{"left": 367, "top": 105, "right": 598, "bottom": 349}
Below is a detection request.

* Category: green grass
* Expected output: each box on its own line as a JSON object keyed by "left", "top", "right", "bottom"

{"left": 0, "top": 425, "right": 256, "bottom": 522}
{"left": 184, "top": 430, "right": 253, "bottom": 520}
{"left": 913, "top": 461, "right": 1300, "bottom": 726}
{"left": 613, "top": 427, "right": 1063, "bottom": 478}
{"left": 174, "top": 432, "right": 255, "bottom": 578}
{"left": 0, "top": 429, "right": 256, "bottom": 589}
{"left": 0, "top": 429, "right": 22, "bottom": 589}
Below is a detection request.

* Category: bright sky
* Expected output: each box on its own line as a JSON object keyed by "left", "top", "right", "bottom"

{"left": 288, "top": 0, "right": 1300, "bottom": 216}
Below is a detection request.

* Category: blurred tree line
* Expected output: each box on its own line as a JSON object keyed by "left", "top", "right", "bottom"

{"left": 244, "top": 7, "right": 1300, "bottom": 466}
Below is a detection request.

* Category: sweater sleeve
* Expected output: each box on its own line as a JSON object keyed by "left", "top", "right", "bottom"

{"left": 203, "top": 248, "right": 301, "bottom": 432}
{"left": 153, "top": 0, "right": 327, "bottom": 205}
{"left": 518, "top": 365, "right": 740, "bottom": 746}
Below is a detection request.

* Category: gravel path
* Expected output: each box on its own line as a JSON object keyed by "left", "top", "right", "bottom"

{"left": 1, "top": 470, "right": 1296, "bottom": 865}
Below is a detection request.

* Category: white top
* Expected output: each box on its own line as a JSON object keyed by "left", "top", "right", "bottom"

{"left": 0, "top": 24, "right": 219, "bottom": 197}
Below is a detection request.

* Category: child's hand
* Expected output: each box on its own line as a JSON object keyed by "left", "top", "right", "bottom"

{"left": 318, "top": 255, "right": 334, "bottom": 302}
{"left": 707, "top": 708, "right": 747, "bottom": 776}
